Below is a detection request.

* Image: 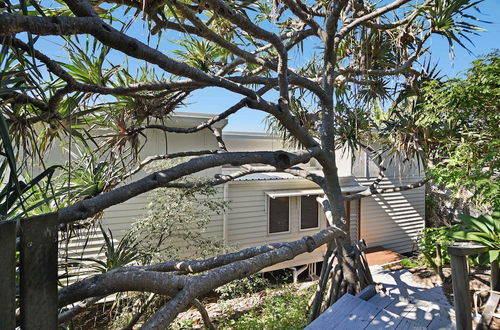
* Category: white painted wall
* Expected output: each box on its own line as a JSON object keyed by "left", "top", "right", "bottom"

{"left": 353, "top": 149, "right": 425, "bottom": 254}
{"left": 225, "top": 179, "right": 328, "bottom": 271}
{"left": 58, "top": 116, "right": 425, "bottom": 276}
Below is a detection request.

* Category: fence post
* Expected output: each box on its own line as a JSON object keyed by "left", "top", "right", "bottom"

{"left": 20, "top": 213, "right": 59, "bottom": 330}
{"left": 0, "top": 220, "right": 17, "bottom": 329}
{"left": 447, "top": 243, "right": 488, "bottom": 330}
{"left": 491, "top": 260, "right": 499, "bottom": 292}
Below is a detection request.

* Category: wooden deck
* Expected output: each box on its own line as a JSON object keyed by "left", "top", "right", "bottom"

{"left": 306, "top": 270, "right": 456, "bottom": 329}
{"left": 365, "top": 246, "right": 404, "bottom": 266}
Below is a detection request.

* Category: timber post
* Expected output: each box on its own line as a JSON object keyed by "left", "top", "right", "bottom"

{"left": 447, "top": 243, "right": 488, "bottom": 330}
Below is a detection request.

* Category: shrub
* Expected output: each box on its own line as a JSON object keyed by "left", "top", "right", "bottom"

{"left": 129, "top": 159, "right": 228, "bottom": 263}
{"left": 399, "top": 258, "right": 418, "bottom": 268}
{"left": 215, "top": 274, "right": 271, "bottom": 300}
{"left": 218, "top": 284, "right": 313, "bottom": 330}
{"left": 418, "top": 226, "right": 456, "bottom": 266}
{"left": 448, "top": 208, "right": 500, "bottom": 265}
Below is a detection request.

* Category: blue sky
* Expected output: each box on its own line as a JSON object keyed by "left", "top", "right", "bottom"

{"left": 181, "top": 0, "right": 500, "bottom": 132}
{"left": 36, "top": 0, "right": 500, "bottom": 132}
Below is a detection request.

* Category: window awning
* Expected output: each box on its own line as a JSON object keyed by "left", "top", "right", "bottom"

{"left": 266, "top": 186, "right": 366, "bottom": 199}
{"left": 266, "top": 189, "right": 325, "bottom": 199}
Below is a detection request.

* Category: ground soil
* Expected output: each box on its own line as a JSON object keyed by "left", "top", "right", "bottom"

{"left": 171, "top": 281, "right": 316, "bottom": 329}
{"left": 66, "top": 281, "right": 316, "bottom": 329}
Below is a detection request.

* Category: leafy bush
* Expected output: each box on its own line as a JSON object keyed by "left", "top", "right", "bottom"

{"left": 218, "top": 284, "right": 313, "bottom": 330}
{"left": 448, "top": 208, "right": 500, "bottom": 265}
{"left": 418, "top": 226, "right": 455, "bottom": 266}
{"left": 215, "top": 274, "right": 271, "bottom": 300}
{"left": 399, "top": 258, "right": 419, "bottom": 268}
{"left": 129, "top": 159, "right": 228, "bottom": 263}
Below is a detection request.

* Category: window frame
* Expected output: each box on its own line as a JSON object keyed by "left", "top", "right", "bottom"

{"left": 267, "top": 195, "right": 292, "bottom": 235}
{"left": 298, "top": 194, "right": 321, "bottom": 231}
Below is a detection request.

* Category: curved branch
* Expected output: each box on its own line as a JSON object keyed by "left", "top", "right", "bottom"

{"left": 132, "top": 85, "right": 273, "bottom": 135}
{"left": 143, "top": 226, "right": 346, "bottom": 328}
{"left": 343, "top": 177, "right": 429, "bottom": 201}
{"left": 58, "top": 296, "right": 104, "bottom": 324}
{"left": 192, "top": 299, "right": 215, "bottom": 330}
{"left": 0, "top": 13, "right": 258, "bottom": 99}
{"left": 205, "top": 0, "right": 290, "bottom": 105}
{"left": 282, "top": 0, "right": 325, "bottom": 39}
{"left": 58, "top": 270, "right": 186, "bottom": 307}
{"left": 57, "top": 147, "right": 320, "bottom": 224}
{"left": 337, "top": 0, "right": 412, "bottom": 39}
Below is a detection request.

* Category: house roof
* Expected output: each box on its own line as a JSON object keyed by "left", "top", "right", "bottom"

{"left": 232, "top": 172, "right": 299, "bottom": 181}
{"left": 168, "top": 111, "right": 228, "bottom": 129}
{"left": 222, "top": 168, "right": 366, "bottom": 192}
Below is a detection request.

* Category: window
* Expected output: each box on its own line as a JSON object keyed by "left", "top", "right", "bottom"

{"left": 268, "top": 197, "right": 290, "bottom": 233}
{"left": 300, "top": 195, "right": 319, "bottom": 230}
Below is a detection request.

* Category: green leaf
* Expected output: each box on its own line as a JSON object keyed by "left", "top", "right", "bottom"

{"left": 457, "top": 213, "right": 492, "bottom": 234}
{"left": 489, "top": 249, "right": 499, "bottom": 263}
{"left": 449, "top": 230, "right": 494, "bottom": 247}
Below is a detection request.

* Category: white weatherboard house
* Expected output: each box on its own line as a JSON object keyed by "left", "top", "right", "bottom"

{"left": 71, "top": 112, "right": 425, "bottom": 273}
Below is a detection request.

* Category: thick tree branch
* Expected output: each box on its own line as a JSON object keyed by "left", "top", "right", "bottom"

{"left": 58, "top": 270, "right": 186, "bottom": 307}
{"left": 143, "top": 226, "right": 345, "bottom": 328}
{"left": 343, "top": 177, "right": 429, "bottom": 200}
{"left": 0, "top": 13, "right": 259, "bottom": 99}
{"left": 337, "top": 0, "right": 412, "bottom": 39}
{"left": 122, "top": 150, "right": 220, "bottom": 181}
{"left": 57, "top": 148, "right": 320, "bottom": 224}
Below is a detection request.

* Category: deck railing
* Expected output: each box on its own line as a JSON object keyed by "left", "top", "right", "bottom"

{"left": 447, "top": 243, "right": 489, "bottom": 330}
{"left": 0, "top": 213, "right": 59, "bottom": 329}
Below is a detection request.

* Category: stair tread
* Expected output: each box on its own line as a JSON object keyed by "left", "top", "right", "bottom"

{"left": 395, "top": 317, "right": 428, "bottom": 330}
{"left": 334, "top": 299, "right": 384, "bottom": 329}
{"left": 305, "top": 294, "right": 364, "bottom": 330}
{"left": 427, "top": 316, "right": 456, "bottom": 329}
{"left": 365, "top": 308, "right": 401, "bottom": 329}
{"left": 368, "top": 292, "right": 395, "bottom": 308}
{"left": 307, "top": 284, "right": 456, "bottom": 329}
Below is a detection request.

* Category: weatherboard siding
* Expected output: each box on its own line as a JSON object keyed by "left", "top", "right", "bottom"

{"left": 357, "top": 175, "right": 425, "bottom": 254}
{"left": 226, "top": 179, "right": 329, "bottom": 271}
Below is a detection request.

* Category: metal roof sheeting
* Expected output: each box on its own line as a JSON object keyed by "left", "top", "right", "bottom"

{"left": 266, "top": 186, "right": 366, "bottom": 199}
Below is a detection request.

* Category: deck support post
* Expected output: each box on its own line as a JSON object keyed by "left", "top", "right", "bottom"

{"left": 20, "top": 213, "right": 59, "bottom": 330}
{"left": 491, "top": 260, "right": 499, "bottom": 292}
{"left": 447, "top": 243, "right": 488, "bottom": 330}
{"left": 0, "top": 220, "right": 17, "bottom": 329}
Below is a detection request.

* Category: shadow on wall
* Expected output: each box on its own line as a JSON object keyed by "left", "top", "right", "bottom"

{"left": 358, "top": 186, "right": 425, "bottom": 254}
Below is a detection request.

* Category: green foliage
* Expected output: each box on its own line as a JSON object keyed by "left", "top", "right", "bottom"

{"left": 399, "top": 258, "right": 419, "bottom": 268}
{"left": 128, "top": 159, "right": 228, "bottom": 263}
{"left": 215, "top": 274, "right": 271, "bottom": 300}
{"left": 420, "top": 51, "right": 500, "bottom": 209}
{"left": 423, "top": 0, "right": 486, "bottom": 52}
{"left": 173, "top": 38, "right": 230, "bottom": 73}
{"left": 218, "top": 284, "right": 314, "bottom": 330}
{"left": 0, "top": 115, "right": 61, "bottom": 220}
{"left": 72, "top": 225, "right": 142, "bottom": 274}
{"left": 418, "top": 226, "right": 455, "bottom": 266}
{"left": 448, "top": 209, "right": 500, "bottom": 264}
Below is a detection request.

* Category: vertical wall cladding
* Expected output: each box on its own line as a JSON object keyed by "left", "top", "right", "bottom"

{"left": 353, "top": 149, "right": 426, "bottom": 254}
{"left": 59, "top": 127, "right": 225, "bottom": 282}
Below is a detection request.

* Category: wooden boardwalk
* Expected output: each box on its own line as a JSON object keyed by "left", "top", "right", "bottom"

{"left": 306, "top": 270, "right": 456, "bottom": 329}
